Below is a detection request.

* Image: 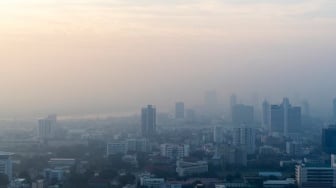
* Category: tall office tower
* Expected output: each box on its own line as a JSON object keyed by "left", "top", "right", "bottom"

{"left": 322, "top": 125, "right": 336, "bottom": 154}
{"left": 205, "top": 91, "right": 218, "bottom": 107}
{"left": 185, "top": 109, "right": 196, "bottom": 122}
{"left": 204, "top": 90, "right": 218, "bottom": 116}
{"left": 233, "top": 127, "right": 256, "bottom": 155}
{"left": 270, "top": 104, "right": 284, "bottom": 134}
{"left": 270, "top": 98, "right": 301, "bottom": 137}
{"left": 262, "top": 100, "right": 271, "bottom": 129}
{"left": 141, "top": 105, "right": 156, "bottom": 138}
{"left": 0, "top": 152, "right": 14, "bottom": 181}
{"left": 213, "top": 126, "right": 223, "bottom": 144}
{"left": 230, "top": 94, "right": 237, "bottom": 109}
{"left": 333, "top": 98, "right": 336, "bottom": 121}
{"left": 232, "top": 104, "right": 254, "bottom": 126}
{"left": 38, "top": 115, "right": 57, "bottom": 140}
{"left": 288, "top": 106, "right": 301, "bottom": 133}
{"left": 175, "top": 102, "right": 185, "bottom": 119}
{"left": 302, "top": 100, "right": 310, "bottom": 117}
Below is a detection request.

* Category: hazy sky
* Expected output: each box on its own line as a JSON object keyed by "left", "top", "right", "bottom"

{"left": 0, "top": 0, "right": 336, "bottom": 118}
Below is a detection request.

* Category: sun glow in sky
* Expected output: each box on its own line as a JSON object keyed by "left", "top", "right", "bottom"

{"left": 0, "top": 0, "right": 336, "bottom": 118}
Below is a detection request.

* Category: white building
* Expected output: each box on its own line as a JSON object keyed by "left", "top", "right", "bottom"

{"left": 263, "top": 178, "right": 295, "bottom": 188}
{"left": 139, "top": 173, "right": 165, "bottom": 188}
{"left": 160, "top": 144, "right": 189, "bottom": 159}
{"left": 233, "top": 127, "right": 256, "bottom": 155}
{"left": 296, "top": 164, "right": 336, "bottom": 188}
{"left": 176, "top": 160, "right": 208, "bottom": 177}
{"left": 106, "top": 142, "right": 128, "bottom": 156}
{"left": 38, "top": 115, "right": 57, "bottom": 139}
{"left": 0, "top": 151, "right": 14, "bottom": 181}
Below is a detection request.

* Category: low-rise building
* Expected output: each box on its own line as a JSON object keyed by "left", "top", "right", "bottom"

{"left": 160, "top": 144, "right": 190, "bottom": 159}
{"left": 107, "top": 142, "right": 128, "bottom": 156}
{"left": 263, "top": 178, "right": 295, "bottom": 188}
{"left": 296, "top": 164, "right": 336, "bottom": 188}
{"left": 139, "top": 173, "right": 165, "bottom": 188}
{"left": 176, "top": 161, "right": 208, "bottom": 177}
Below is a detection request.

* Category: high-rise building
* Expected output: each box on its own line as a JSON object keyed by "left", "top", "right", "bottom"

{"left": 302, "top": 100, "right": 310, "bottom": 117}
{"left": 270, "top": 98, "right": 301, "bottom": 137}
{"left": 262, "top": 100, "right": 271, "bottom": 129}
{"left": 232, "top": 104, "right": 254, "bottom": 126}
{"left": 204, "top": 90, "right": 218, "bottom": 117}
{"left": 333, "top": 98, "right": 336, "bottom": 121}
{"left": 233, "top": 127, "right": 256, "bottom": 155}
{"left": 213, "top": 126, "right": 223, "bottom": 144}
{"left": 0, "top": 151, "right": 14, "bottom": 181}
{"left": 288, "top": 106, "right": 301, "bottom": 134}
{"left": 141, "top": 105, "right": 156, "bottom": 138}
{"left": 175, "top": 102, "right": 185, "bottom": 119}
{"left": 186, "top": 109, "right": 196, "bottom": 122}
{"left": 230, "top": 94, "right": 237, "bottom": 110}
{"left": 322, "top": 125, "right": 336, "bottom": 154}
{"left": 38, "top": 115, "right": 57, "bottom": 140}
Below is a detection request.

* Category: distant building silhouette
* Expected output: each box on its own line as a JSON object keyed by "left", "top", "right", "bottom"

{"left": 270, "top": 98, "right": 301, "bottom": 137}
{"left": 302, "top": 100, "right": 310, "bottom": 117}
{"left": 204, "top": 90, "right": 219, "bottom": 117}
{"left": 141, "top": 105, "right": 156, "bottom": 138}
{"left": 230, "top": 94, "right": 237, "bottom": 110}
{"left": 333, "top": 98, "right": 336, "bottom": 121}
{"left": 38, "top": 115, "right": 57, "bottom": 140}
{"left": 232, "top": 104, "right": 254, "bottom": 126}
{"left": 262, "top": 100, "right": 271, "bottom": 129}
{"left": 175, "top": 102, "right": 185, "bottom": 119}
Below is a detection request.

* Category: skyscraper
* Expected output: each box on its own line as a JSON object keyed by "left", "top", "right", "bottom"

{"left": 230, "top": 94, "right": 237, "bottom": 110}
{"left": 204, "top": 90, "right": 218, "bottom": 117}
{"left": 322, "top": 125, "right": 336, "bottom": 154}
{"left": 232, "top": 104, "right": 254, "bottom": 126}
{"left": 141, "top": 105, "right": 156, "bottom": 138}
{"left": 175, "top": 102, "right": 185, "bottom": 119}
{"left": 262, "top": 100, "right": 271, "bottom": 129}
{"left": 270, "top": 98, "right": 301, "bottom": 137}
{"left": 333, "top": 98, "right": 336, "bottom": 121}
{"left": 302, "top": 100, "right": 310, "bottom": 117}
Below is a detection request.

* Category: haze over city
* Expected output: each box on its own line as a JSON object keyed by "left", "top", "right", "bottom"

{"left": 1, "top": 0, "right": 336, "bottom": 118}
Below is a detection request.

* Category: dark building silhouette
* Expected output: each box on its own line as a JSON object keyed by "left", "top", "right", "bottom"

{"left": 270, "top": 98, "right": 301, "bottom": 136}
{"left": 204, "top": 90, "right": 219, "bottom": 117}
{"left": 141, "top": 105, "right": 156, "bottom": 138}
{"left": 232, "top": 104, "right": 254, "bottom": 126}
{"left": 262, "top": 100, "right": 271, "bottom": 129}
{"left": 270, "top": 104, "right": 284, "bottom": 134}
{"left": 288, "top": 106, "right": 301, "bottom": 133}
{"left": 175, "top": 102, "right": 185, "bottom": 119}
{"left": 302, "top": 100, "right": 310, "bottom": 117}
{"left": 322, "top": 125, "right": 336, "bottom": 154}
{"left": 333, "top": 98, "right": 336, "bottom": 121}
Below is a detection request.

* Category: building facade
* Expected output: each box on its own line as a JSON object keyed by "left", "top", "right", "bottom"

{"left": 141, "top": 105, "right": 156, "bottom": 138}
